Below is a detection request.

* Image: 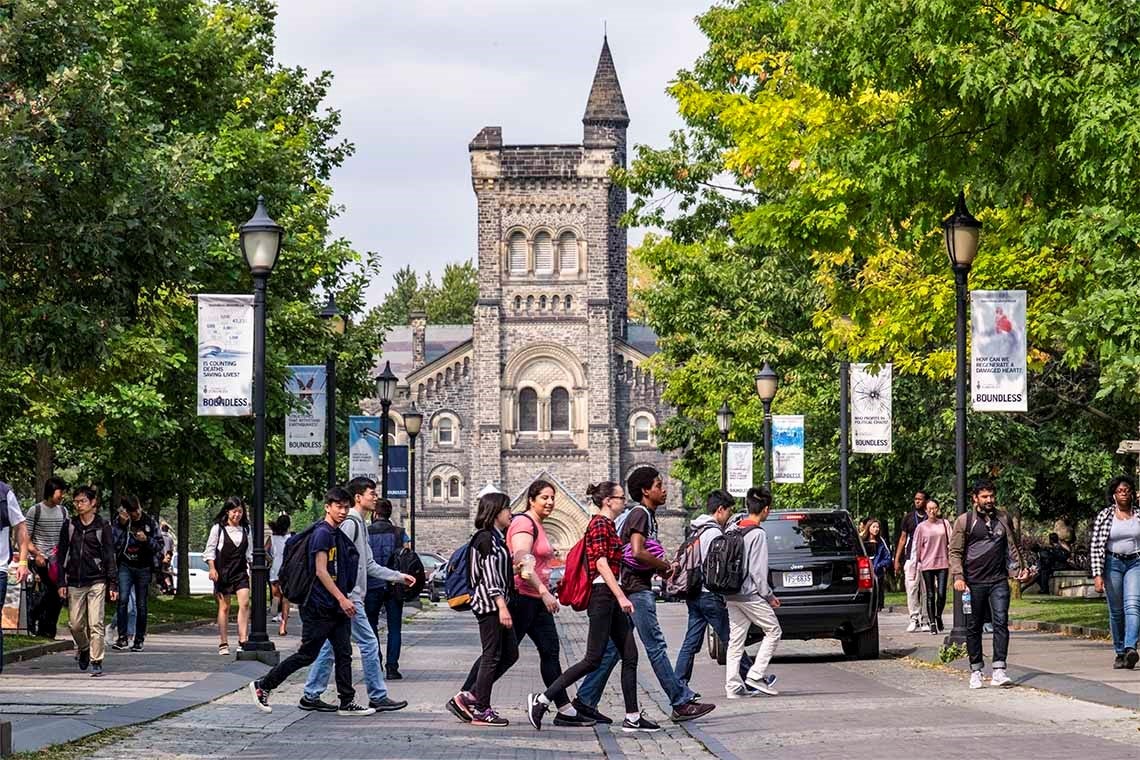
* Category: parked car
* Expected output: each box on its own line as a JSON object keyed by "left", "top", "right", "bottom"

{"left": 547, "top": 565, "right": 564, "bottom": 594}
{"left": 170, "top": 552, "right": 214, "bottom": 595}
{"left": 708, "top": 509, "right": 879, "bottom": 661}
{"left": 418, "top": 551, "right": 446, "bottom": 602}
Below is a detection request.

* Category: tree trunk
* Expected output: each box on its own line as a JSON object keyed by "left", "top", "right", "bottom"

{"left": 177, "top": 490, "right": 190, "bottom": 598}
{"left": 34, "top": 438, "right": 53, "bottom": 499}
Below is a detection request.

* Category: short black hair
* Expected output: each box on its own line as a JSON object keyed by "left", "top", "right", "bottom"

{"left": 325, "top": 486, "right": 351, "bottom": 505}
{"left": 272, "top": 513, "right": 291, "bottom": 536}
{"left": 914, "top": 488, "right": 929, "bottom": 500}
{"left": 971, "top": 479, "right": 996, "bottom": 496}
{"left": 1107, "top": 475, "right": 1135, "bottom": 503}
{"left": 347, "top": 477, "right": 376, "bottom": 498}
{"left": 627, "top": 466, "right": 660, "bottom": 503}
{"left": 705, "top": 489, "right": 735, "bottom": 513}
{"left": 42, "top": 477, "right": 67, "bottom": 502}
{"left": 73, "top": 485, "right": 99, "bottom": 505}
{"left": 377, "top": 498, "right": 393, "bottom": 519}
{"left": 745, "top": 487, "right": 772, "bottom": 514}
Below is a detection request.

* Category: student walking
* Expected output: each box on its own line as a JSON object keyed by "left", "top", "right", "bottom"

{"left": 860, "top": 518, "right": 891, "bottom": 611}
{"left": 895, "top": 490, "right": 930, "bottom": 632}
{"left": 365, "top": 498, "right": 410, "bottom": 679}
{"left": 249, "top": 488, "right": 374, "bottom": 716}
{"left": 268, "top": 513, "right": 291, "bottom": 636}
{"left": 1091, "top": 475, "right": 1140, "bottom": 669}
{"left": 673, "top": 490, "right": 752, "bottom": 685}
{"left": 56, "top": 486, "right": 118, "bottom": 677}
{"left": 204, "top": 497, "right": 252, "bottom": 655}
{"left": 574, "top": 467, "right": 715, "bottom": 724}
{"left": 300, "top": 477, "right": 412, "bottom": 713}
{"left": 112, "top": 495, "right": 162, "bottom": 652}
{"left": 724, "top": 487, "right": 782, "bottom": 698}
{"left": 914, "top": 499, "right": 952, "bottom": 634}
{"left": 25, "top": 477, "right": 68, "bottom": 639}
{"left": 448, "top": 491, "right": 519, "bottom": 727}
{"left": 949, "top": 480, "right": 1028, "bottom": 689}
{"left": 0, "top": 479, "right": 31, "bottom": 674}
{"left": 527, "top": 482, "right": 654, "bottom": 733}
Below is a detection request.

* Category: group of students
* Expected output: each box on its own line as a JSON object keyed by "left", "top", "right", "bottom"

{"left": 444, "top": 467, "right": 784, "bottom": 731}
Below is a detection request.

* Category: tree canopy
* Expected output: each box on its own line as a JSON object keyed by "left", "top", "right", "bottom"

{"left": 378, "top": 261, "right": 478, "bottom": 327}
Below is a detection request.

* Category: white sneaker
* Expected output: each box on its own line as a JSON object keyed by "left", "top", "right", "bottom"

{"left": 744, "top": 676, "right": 778, "bottom": 696}
{"left": 906, "top": 619, "right": 919, "bottom": 633}
{"left": 991, "top": 668, "right": 1013, "bottom": 688}
{"left": 918, "top": 623, "right": 931, "bottom": 632}
{"left": 969, "top": 671, "right": 984, "bottom": 690}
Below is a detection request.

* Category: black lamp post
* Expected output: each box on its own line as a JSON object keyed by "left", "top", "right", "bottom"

{"left": 376, "top": 361, "right": 398, "bottom": 498}
{"left": 839, "top": 357, "right": 851, "bottom": 513}
{"left": 403, "top": 403, "right": 423, "bottom": 552}
{"left": 755, "top": 362, "right": 779, "bottom": 489}
{"left": 238, "top": 196, "right": 282, "bottom": 664}
{"left": 716, "top": 401, "right": 733, "bottom": 492}
{"left": 943, "top": 190, "right": 981, "bottom": 646}
{"left": 318, "top": 296, "right": 345, "bottom": 489}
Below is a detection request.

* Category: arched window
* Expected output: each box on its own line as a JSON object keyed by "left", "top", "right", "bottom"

{"left": 509, "top": 231, "right": 527, "bottom": 274}
{"left": 432, "top": 477, "right": 442, "bottom": 499}
{"left": 634, "top": 415, "right": 651, "bottom": 444}
{"left": 629, "top": 412, "right": 656, "bottom": 446}
{"left": 534, "top": 232, "right": 554, "bottom": 274}
{"left": 550, "top": 387, "right": 570, "bottom": 432}
{"left": 438, "top": 417, "right": 454, "bottom": 445}
{"left": 558, "top": 232, "right": 578, "bottom": 274}
{"left": 449, "top": 477, "right": 461, "bottom": 499}
{"left": 519, "top": 388, "right": 538, "bottom": 432}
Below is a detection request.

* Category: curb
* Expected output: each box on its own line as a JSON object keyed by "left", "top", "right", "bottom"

{"left": 882, "top": 605, "right": 1111, "bottom": 640}
{"left": 2, "top": 618, "right": 214, "bottom": 667}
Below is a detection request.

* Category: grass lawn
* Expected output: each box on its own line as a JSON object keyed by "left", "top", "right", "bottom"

{"left": 883, "top": 590, "right": 1109, "bottom": 630}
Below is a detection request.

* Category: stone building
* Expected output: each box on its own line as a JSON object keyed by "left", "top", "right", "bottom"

{"left": 372, "top": 39, "right": 683, "bottom": 555}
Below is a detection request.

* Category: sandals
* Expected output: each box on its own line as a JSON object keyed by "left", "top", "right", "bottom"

{"left": 218, "top": 642, "right": 230, "bottom": 656}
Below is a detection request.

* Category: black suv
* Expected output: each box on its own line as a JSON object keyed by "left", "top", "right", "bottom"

{"left": 708, "top": 508, "right": 879, "bottom": 661}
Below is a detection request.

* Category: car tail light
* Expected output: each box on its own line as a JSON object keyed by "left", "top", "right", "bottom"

{"left": 856, "top": 555, "right": 873, "bottom": 591}
{"left": 778, "top": 513, "right": 805, "bottom": 521}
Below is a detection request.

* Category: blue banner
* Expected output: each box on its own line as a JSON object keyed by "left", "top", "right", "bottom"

{"left": 386, "top": 445, "right": 409, "bottom": 499}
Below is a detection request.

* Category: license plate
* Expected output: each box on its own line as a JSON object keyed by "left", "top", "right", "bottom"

{"left": 782, "top": 571, "right": 813, "bottom": 588}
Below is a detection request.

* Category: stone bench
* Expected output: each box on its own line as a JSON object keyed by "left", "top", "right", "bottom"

{"left": 1050, "top": 570, "right": 1102, "bottom": 598}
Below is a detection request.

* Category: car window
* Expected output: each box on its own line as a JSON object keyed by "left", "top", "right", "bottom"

{"left": 190, "top": 556, "right": 210, "bottom": 572}
{"left": 766, "top": 514, "right": 859, "bottom": 555}
{"left": 418, "top": 554, "right": 443, "bottom": 571}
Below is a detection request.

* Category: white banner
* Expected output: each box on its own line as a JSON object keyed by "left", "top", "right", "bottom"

{"left": 285, "top": 365, "right": 326, "bottom": 456}
{"left": 771, "top": 415, "right": 805, "bottom": 484}
{"left": 851, "top": 363, "right": 892, "bottom": 454}
{"left": 196, "top": 295, "right": 254, "bottom": 416}
{"left": 971, "top": 290, "right": 1028, "bottom": 412}
{"left": 725, "top": 442, "right": 754, "bottom": 497}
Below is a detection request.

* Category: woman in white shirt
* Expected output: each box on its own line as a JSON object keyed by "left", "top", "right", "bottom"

{"left": 266, "top": 513, "right": 291, "bottom": 636}
{"left": 204, "top": 497, "right": 252, "bottom": 656}
{"left": 1091, "top": 476, "right": 1140, "bottom": 670}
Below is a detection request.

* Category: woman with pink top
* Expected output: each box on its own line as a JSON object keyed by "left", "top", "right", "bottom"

{"left": 914, "top": 499, "right": 953, "bottom": 634}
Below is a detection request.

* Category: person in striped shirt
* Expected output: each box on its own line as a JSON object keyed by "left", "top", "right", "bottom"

{"left": 449, "top": 491, "right": 517, "bottom": 727}
{"left": 26, "top": 477, "right": 68, "bottom": 639}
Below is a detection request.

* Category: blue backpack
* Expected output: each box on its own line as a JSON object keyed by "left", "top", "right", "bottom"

{"left": 367, "top": 521, "right": 400, "bottom": 591}
{"left": 444, "top": 539, "right": 475, "bottom": 611}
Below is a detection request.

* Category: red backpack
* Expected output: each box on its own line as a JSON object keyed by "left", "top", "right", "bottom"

{"left": 557, "top": 535, "right": 591, "bottom": 611}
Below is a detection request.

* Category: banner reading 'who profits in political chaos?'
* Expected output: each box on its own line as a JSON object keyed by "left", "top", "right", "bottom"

{"left": 850, "top": 363, "right": 892, "bottom": 454}
{"left": 197, "top": 295, "right": 254, "bottom": 416}
{"left": 971, "top": 290, "right": 1028, "bottom": 412}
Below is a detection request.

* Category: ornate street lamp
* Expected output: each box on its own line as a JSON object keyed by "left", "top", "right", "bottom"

{"left": 716, "top": 401, "right": 733, "bottom": 492}
{"left": 238, "top": 196, "right": 282, "bottom": 664}
{"left": 318, "top": 295, "right": 345, "bottom": 489}
{"left": 402, "top": 403, "right": 423, "bottom": 552}
{"left": 376, "top": 361, "right": 398, "bottom": 498}
{"left": 943, "top": 190, "right": 981, "bottom": 646}
{"left": 755, "top": 362, "right": 779, "bottom": 490}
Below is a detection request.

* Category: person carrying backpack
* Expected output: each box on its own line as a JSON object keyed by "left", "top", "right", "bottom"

{"left": 724, "top": 487, "right": 782, "bottom": 698}
{"left": 527, "top": 481, "right": 653, "bottom": 733}
{"left": 204, "top": 497, "right": 252, "bottom": 656}
{"left": 56, "top": 486, "right": 117, "bottom": 678}
{"left": 447, "top": 490, "right": 518, "bottom": 727}
{"left": 673, "top": 490, "right": 753, "bottom": 686}
{"left": 365, "top": 496, "right": 411, "bottom": 679}
{"left": 112, "top": 494, "right": 163, "bottom": 652}
{"left": 1, "top": 479, "right": 32, "bottom": 675}
{"left": 25, "top": 477, "right": 68, "bottom": 640}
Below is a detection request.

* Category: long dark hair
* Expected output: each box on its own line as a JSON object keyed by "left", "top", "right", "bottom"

{"left": 585, "top": 481, "right": 619, "bottom": 509}
{"left": 527, "top": 479, "right": 556, "bottom": 508}
{"left": 474, "top": 492, "right": 511, "bottom": 531}
{"left": 213, "top": 496, "right": 249, "bottom": 529}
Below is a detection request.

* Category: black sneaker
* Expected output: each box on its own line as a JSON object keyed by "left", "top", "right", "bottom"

{"left": 337, "top": 702, "right": 376, "bottom": 717}
{"left": 386, "top": 667, "right": 403, "bottom": 680}
{"left": 130, "top": 640, "right": 144, "bottom": 652}
{"left": 622, "top": 714, "right": 662, "bottom": 733}
{"left": 249, "top": 680, "right": 272, "bottom": 713}
{"left": 526, "top": 693, "right": 548, "bottom": 730}
{"left": 298, "top": 696, "right": 338, "bottom": 712}
{"left": 1126, "top": 648, "right": 1139, "bottom": 670}
{"left": 471, "top": 707, "right": 509, "bottom": 727}
{"left": 670, "top": 701, "right": 715, "bottom": 722}
{"left": 111, "top": 638, "right": 130, "bottom": 651}
{"left": 446, "top": 697, "right": 472, "bottom": 723}
{"left": 369, "top": 697, "right": 408, "bottom": 712}
{"left": 90, "top": 661, "right": 103, "bottom": 678}
{"left": 552, "top": 712, "right": 596, "bottom": 727}
{"left": 571, "top": 698, "right": 612, "bottom": 725}
{"left": 77, "top": 648, "right": 90, "bottom": 671}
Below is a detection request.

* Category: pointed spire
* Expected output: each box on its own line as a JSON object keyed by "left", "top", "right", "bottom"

{"left": 583, "top": 36, "right": 629, "bottom": 126}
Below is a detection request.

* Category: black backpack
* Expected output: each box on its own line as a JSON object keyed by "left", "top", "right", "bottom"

{"left": 702, "top": 526, "right": 756, "bottom": 595}
{"left": 389, "top": 546, "right": 426, "bottom": 600}
{"left": 277, "top": 521, "right": 322, "bottom": 605}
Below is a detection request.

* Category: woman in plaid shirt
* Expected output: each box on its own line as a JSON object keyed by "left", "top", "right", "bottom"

{"left": 526, "top": 482, "right": 659, "bottom": 733}
{"left": 1091, "top": 475, "right": 1140, "bottom": 669}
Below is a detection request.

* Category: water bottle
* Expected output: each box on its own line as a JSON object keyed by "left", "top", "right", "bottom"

{"left": 962, "top": 587, "right": 972, "bottom": 616}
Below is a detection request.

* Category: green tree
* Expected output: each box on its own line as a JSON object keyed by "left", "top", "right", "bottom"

{"left": 426, "top": 261, "right": 477, "bottom": 324}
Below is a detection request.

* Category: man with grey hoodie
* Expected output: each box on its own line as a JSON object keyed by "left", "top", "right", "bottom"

{"left": 724, "top": 487, "right": 781, "bottom": 698}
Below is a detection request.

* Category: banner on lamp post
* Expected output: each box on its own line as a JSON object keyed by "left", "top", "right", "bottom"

{"left": 771, "top": 415, "right": 805, "bottom": 484}
{"left": 196, "top": 295, "right": 254, "bottom": 416}
{"left": 348, "top": 416, "right": 381, "bottom": 482}
{"left": 851, "top": 363, "right": 892, "bottom": 454}
{"left": 386, "top": 445, "right": 409, "bottom": 499}
{"left": 971, "top": 290, "right": 1028, "bottom": 412}
{"left": 285, "top": 365, "right": 326, "bottom": 456}
{"left": 725, "top": 442, "right": 754, "bottom": 497}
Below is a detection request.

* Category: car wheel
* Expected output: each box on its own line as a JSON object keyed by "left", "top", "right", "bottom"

{"left": 708, "top": 628, "right": 726, "bottom": 666}
{"left": 429, "top": 587, "right": 440, "bottom": 603}
{"left": 842, "top": 617, "right": 880, "bottom": 660}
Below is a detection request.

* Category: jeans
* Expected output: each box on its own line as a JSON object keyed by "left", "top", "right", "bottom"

{"left": 965, "top": 580, "right": 1010, "bottom": 671}
{"left": 1105, "top": 553, "right": 1140, "bottom": 655}
{"left": 0, "top": 574, "right": 6, "bottom": 673}
{"left": 365, "top": 586, "right": 403, "bottom": 671}
{"left": 544, "top": 585, "right": 639, "bottom": 713}
{"left": 675, "top": 591, "right": 752, "bottom": 683}
{"left": 263, "top": 608, "right": 354, "bottom": 705}
{"left": 471, "top": 611, "right": 520, "bottom": 710}
{"left": 304, "top": 598, "right": 388, "bottom": 704}
{"left": 116, "top": 565, "right": 151, "bottom": 643}
{"left": 462, "top": 594, "right": 569, "bottom": 707}
{"left": 113, "top": 586, "right": 136, "bottom": 638}
{"left": 577, "top": 589, "right": 696, "bottom": 709}
{"left": 921, "top": 569, "right": 948, "bottom": 629}
{"left": 726, "top": 598, "right": 781, "bottom": 694}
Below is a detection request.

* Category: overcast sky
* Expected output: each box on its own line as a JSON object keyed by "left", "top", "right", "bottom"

{"left": 272, "top": 1, "right": 712, "bottom": 308}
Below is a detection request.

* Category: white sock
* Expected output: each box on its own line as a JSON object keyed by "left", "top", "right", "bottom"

{"left": 626, "top": 712, "right": 640, "bottom": 723}
{"left": 556, "top": 703, "right": 576, "bottom": 716}
{"left": 537, "top": 694, "right": 551, "bottom": 705}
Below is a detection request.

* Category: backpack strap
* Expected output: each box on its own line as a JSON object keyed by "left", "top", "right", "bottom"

{"left": 513, "top": 513, "right": 539, "bottom": 540}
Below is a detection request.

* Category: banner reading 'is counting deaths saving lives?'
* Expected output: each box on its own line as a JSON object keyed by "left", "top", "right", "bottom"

{"left": 971, "top": 290, "right": 1028, "bottom": 412}
{"left": 196, "top": 295, "right": 254, "bottom": 416}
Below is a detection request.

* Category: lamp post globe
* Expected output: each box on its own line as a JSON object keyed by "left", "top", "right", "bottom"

{"left": 943, "top": 191, "right": 981, "bottom": 271}
{"left": 376, "top": 361, "right": 398, "bottom": 498}
{"left": 403, "top": 403, "right": 423, "bottom": 552}
{"left": 318, "top": 295, "right": 345, "bottom": 489}
{"left": 755, "top": 362, "right": 779, "bottom": 490}
{"left": 239, "top": 196, "right": 283, "bottom": 275}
